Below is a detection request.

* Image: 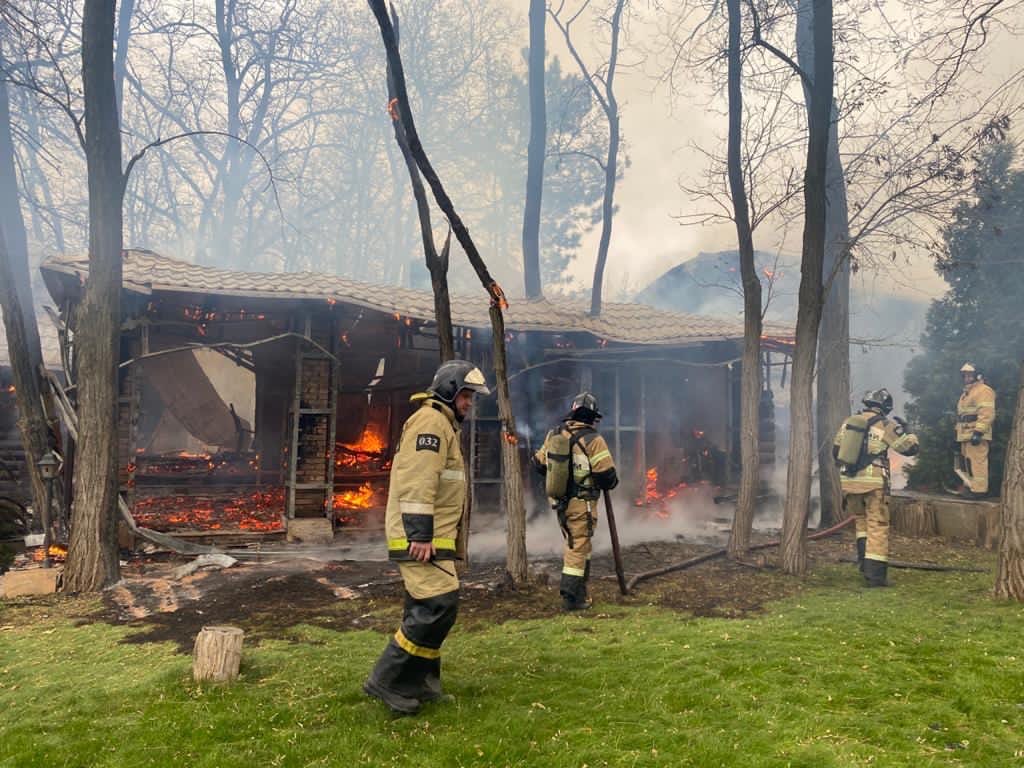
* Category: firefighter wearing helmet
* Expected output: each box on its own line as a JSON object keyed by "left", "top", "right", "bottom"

{"left": 532, "top": 392, "right": 618, "bottom": 610}
{"left": 364, "top": 359, "right": 489, "bottom": 715}
{"left": 953, "top": 363, "right": 996, "bottom": 498}
{"left": 833, "top": 388, "right": 919, "bottom": 587}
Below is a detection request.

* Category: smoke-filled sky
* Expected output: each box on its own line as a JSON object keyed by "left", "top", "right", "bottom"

{"left": 496, "top": 0, "right": 1024, "bottom": 300}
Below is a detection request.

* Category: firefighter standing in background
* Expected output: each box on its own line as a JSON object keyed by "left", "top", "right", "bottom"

{"left": 833, "top": 388, "right": 919, "bottom": 588}
{"left": 363, "top": 359, "right": 489, "bottom": 715}
{"left": 532, "top": 392, "right": 618, "bottom": 611}
{"left": 954, "top": 362, "right": 996, "bottom": 499}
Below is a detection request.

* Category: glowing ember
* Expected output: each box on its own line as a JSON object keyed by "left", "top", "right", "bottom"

{"left": 133, "top": 488, "right": 285, "bottom": 532}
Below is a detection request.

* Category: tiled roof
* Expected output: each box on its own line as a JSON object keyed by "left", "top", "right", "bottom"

{"left": 41, "top": 249, "right": 793, "bottom": 347}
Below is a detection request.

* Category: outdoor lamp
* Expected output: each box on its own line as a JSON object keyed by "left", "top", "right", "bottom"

{"left": 36, "top": 450, "right": 60, "bottom": 567}
{"left": 37, "top": 451, "right": 59, "bottom": 480}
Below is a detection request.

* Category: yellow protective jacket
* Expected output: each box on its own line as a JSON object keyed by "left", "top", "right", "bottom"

{"left": 533, "top": 419, "right": 618, "bottom": 500}
{"left": 956, "top": 381, "right": 996, "bottom": 442}
{"left": 833, "top": 410, "right": 919, "bottom": 494}
{"left": 385, "top": 398, "right": 465, "bottom": 561}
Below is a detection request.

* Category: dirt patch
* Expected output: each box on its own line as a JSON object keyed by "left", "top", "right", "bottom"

{"left": 2, "top": 531, "right": 993, "bottom": 652}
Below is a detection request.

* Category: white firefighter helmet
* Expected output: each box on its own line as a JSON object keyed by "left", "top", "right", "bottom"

{"left": 960, "top": 362, "right": 982, "bottom": 381}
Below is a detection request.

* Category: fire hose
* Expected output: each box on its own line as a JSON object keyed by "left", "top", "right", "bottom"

{"left": 626, "top": 515, "right": 855, "bottom": 591}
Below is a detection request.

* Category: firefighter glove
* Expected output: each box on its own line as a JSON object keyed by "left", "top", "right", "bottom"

{"left": 905, "top": 443, "right": 919, "bottom": 457}
{"left": 892, "top": 416, "right": 908, "bottom": 436}
{"left": 970, "top": 431, "right": 983, "bottom": 446}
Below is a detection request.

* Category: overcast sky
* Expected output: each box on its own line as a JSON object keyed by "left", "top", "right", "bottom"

{"left": 497, "top": 1, "right": 1024, "bottom": 301}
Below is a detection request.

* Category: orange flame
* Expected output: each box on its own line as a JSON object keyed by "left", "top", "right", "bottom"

{"left": 30, "top": 544, "right": 68, "bottom": 562}
{"left": 333, "top": 482, "right": 376, "bottom": 510}
{"left": 336, "top": 423, "right": 387, "bottom": 470}
{"left": 635, "top": 466, "right": 689, "bottom": 519}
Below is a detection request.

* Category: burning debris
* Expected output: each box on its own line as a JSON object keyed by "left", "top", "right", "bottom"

{"left": 634, "top": 467, "right": 697, "bottom": 519}
{"left": 335, "top": 423, "right": 389, "bottom": 471}
{"left": 133, "top": 488, "right": 285, "bottom": 532}
{"left": 29, "top": 543, "right": 67, "bottom": 563}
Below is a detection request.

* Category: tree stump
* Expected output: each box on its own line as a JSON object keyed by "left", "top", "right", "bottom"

{"left": 192, "top": 625, "right": 244, "bottom": 682}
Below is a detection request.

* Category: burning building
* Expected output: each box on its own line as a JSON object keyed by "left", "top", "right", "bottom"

{"left": 37, "top": 249, "right": 792, "bottom": 542}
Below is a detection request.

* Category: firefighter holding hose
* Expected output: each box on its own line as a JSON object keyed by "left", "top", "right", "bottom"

{"left": 833, "top": 388, "right": 919, "bottom": 587}
{"left": 533, "top": 392, "right": 619, "bottom": 611}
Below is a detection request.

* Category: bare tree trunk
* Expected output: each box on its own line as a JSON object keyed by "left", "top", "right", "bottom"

{"left": 368, "top": 0, "right": 528, "bottom": 583}
{"left": 491, "top": 305, "right": 527, "bottom": 583}
{"left": 0, "top": 81, "right": 41, "bottom": 373}
{"left": 814, "top": 111, "right": 850, "bottom": 528}
{"left": 385, "top": 7, "right": 454, "bottom": 362}
{"left": 18, "top": 95, "right": 67, "bottom": 252}
{"left": 0, "top": 233, "right": 50, "bottom": 525}
{"left": 0, "top": 78, "right": 51, "bottom": 527}
{"left": 725, "top": 0, "right": 762, "bottom": 558}
{"left": 522, "top": 0, "right": 546, "bottom": 300}
{"left": 113, "top": 0, "right": 135, "bottom": 122}
{"left": 781, "top": 0, "right": 832, "bottom": 576}
{"left": 588, "top": 0, "right": 626, "bottom": 317}
{"left": 591, "top": 110, "right": 619, "bottom": 317}
{"left": 995, "top": 361, "right": 1024, "bottom": 600}
{"left": 793, "top": 0, "right": 849, "bottom": 529}
{"left": 550, "top": 0, "right": 626, "bottom": 317}
{"left": 65, "top": 0, "right": 123, "bottom": 592}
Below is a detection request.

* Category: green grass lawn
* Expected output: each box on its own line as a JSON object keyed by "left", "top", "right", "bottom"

{"left": 1, "top": 563, "right": 1022, "bottom": 768}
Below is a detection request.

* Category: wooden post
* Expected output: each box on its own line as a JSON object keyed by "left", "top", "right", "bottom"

{"left": 192, "top": 625, "right": 244, "bottom": 683}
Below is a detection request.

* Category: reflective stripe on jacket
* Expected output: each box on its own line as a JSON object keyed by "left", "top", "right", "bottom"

{"left": 833, "top": 411, "right": 919, "bottom": 494}
{"left": 956, "top": 381, "right": 996, "bottom": 441}
{"left": 385, "top": 398, "right": 465, "bottom": 561}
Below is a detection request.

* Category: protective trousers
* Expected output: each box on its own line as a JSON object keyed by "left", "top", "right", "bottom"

{"left": 560, "top": 498, "right": 596, "bottom": 607}
{"left": 960, "top": 440, "right": 990, "bottom": 494}
{"left": 845, "top": 488, "right": 889, "bottom": 586}
{"left": 366, "top": 561, "right": 459, "bottom": 702}
{"left": 846, "top": 489, "right": 889, "bottom": 561}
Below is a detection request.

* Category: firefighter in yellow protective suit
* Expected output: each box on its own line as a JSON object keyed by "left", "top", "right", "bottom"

{"left": 833, "top": 388, "right": 919, "bottom": 587}
{"left": 954, "top": 362, "right": 996, "bottom": 498}
{"left": 532, "top": 392, "right": 618, "bottom": 611}
{"left": 363, "top": 359, "right": 489, "bottom": 715}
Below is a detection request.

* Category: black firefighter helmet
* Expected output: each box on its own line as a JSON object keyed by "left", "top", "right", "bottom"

{"left": 428, "top": 359, "right": 490, "bottom": 403}
{"left": 567, "top": 391, "right": 602, "bottom": 424}
{"left": 862, "top": 388, "right": 894, "bottom": 415}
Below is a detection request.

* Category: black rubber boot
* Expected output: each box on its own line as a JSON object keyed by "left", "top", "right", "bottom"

{"left": 855, "top": 538, "right": 866, "bottom": 573}
{"left": 560, "top": 573, "right": 590, "bottom": 611}
{"left": 863, "top": 558, "right": 889, "bottom": 588}
{"left": 420, "top": 659, "right": 454, "bottom": 703}
{"left": 362, "top": 677, "right": 421, "bottom": 715}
